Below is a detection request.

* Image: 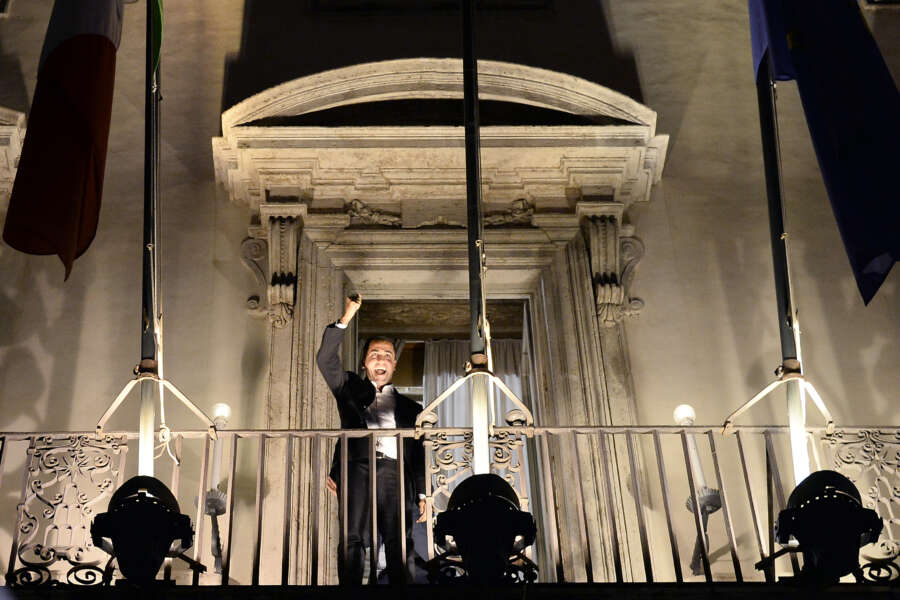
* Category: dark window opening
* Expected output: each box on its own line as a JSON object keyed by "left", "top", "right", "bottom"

{"left": 246, "top": 99, "right": 627, "bottom": 128}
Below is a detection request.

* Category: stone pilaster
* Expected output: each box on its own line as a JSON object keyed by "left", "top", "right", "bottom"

{"left": 248, "top": 202, "right": 304, "bottom": 583}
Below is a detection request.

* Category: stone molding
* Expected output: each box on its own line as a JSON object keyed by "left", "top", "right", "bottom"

{"left": 213, "top": 125, "right": 668, "bottom": 216}
{"left": 220, "top": 58, "right": 658, "bottom": 136}
{"left": 578, "top": 202, "right": 645, "bottom": 327}
{"left": 0, "top": 107, "right": 25, "bottom": 210}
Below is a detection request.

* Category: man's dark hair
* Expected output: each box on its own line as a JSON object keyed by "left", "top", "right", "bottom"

{"left": 361, "top": 336, "right": 396, "bottom": 360}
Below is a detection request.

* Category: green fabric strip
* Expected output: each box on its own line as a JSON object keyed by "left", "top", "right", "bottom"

{"left": 152, "top": 0, "right": 163, "bottom": 75}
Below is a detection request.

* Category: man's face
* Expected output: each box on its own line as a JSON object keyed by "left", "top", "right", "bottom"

{"left": 364, "top": 340, "right": 397, "bottom": 389}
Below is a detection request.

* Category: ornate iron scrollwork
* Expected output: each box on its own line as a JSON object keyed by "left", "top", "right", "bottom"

{"left": 425, "top": 432, "right": 474, "bottom": 513}
{"left": 7, "top": 434, "right": 126, "bottom": 587}
{"left": 858, "top": 540, "right": 900, "bottom": 583}
{"left": 823, "top": 429, "right": 900, "bottom": 582}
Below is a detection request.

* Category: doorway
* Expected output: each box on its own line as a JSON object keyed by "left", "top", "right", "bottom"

{"left": 355, "top": 298, "right": 543, "bottom": 572}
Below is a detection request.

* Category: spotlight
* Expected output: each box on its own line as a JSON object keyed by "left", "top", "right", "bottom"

{"left": 776, "top": 470, "right": 882, "bottom": 583}
{"left": 430, "top": 473, "right": 537, "bottom": 583}
{"left": 91, "top": 476, "right": 193, "bottom": 584}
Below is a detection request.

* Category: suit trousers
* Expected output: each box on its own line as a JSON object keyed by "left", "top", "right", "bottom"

{"left": 337, "top": 457, "right": 416, "bottom": 585}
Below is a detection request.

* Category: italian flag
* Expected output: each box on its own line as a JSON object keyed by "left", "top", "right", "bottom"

{"left": 3, "top": 0, "right": 124, "bottom": 278}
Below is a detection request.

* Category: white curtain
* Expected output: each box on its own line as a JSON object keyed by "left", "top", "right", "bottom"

{"left": 423, "top": 339, "right": 523, "bottom": 428}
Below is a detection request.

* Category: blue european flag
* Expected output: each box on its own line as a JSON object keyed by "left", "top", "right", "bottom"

{"left": 749, "top": 0, "right": 899, "bottom": 304}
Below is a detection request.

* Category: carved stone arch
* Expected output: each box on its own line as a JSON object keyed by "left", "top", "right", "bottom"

{"left": 220, "top": 58, "right": 658, "bottom": 136}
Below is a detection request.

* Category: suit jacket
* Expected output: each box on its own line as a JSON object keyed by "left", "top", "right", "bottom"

{"left": 316, "top": 324, "right": 427, "bottom": 497}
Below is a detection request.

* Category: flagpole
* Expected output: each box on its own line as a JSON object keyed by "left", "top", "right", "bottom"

{"left": 138, "top": 0, "right": 162, "bottom": 478}
{"left": 723, "top": 50, "right": 818, "bottom": 485}
{"left": 413, "top": 0, "right": 533, "bottom": 462}
{"left": 461, "top": 0, "right": 491, "bottom": 475}
{"left": 95, "top": 1, "right": 216, "bottom": 453}
{"left": 756, "top": 53, "right": 813, "bottom": 484}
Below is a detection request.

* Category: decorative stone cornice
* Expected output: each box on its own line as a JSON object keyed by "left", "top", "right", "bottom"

{"left": 578, "top": 201, "right": 645, "bottom": 327}
{"left": 213, "top": 125, "right": 668, "bottom": 215}
{"left": 0, "top": 107, "right": 25, "bottom": 210}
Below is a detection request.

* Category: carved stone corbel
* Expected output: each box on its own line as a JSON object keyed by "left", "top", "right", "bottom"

{"left": 248, "top": 202, "right": 305, "bottom": 328}
{"left": 578, "top": 202, "right": 645, "bottom": 327}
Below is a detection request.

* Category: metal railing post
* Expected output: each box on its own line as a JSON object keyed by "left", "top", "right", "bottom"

{"left": 222, "top": 435, "right": 239, "bottom": 585}
{"left": 681, "top": 432, "right": 711, "bottom": 581}
{"left": 707, "top": 432, "right": 742, "bottom": 581}
{"left": 626, "top": 432, "right": 653, "bottom": 582}
{"left": 282, "top": 435, "right": 294, "bottom": 585}
{"left": 164, "top": 434, "right": 182, "bottom": 581}
{"left": 652, "top": 431, "right": 683, "bottom": 583}
{"left": 397, "top": 435, "right": 406, "bottom": 575}
{"left": 571, "top": 432, "right": 595, "bottom": 582}
{"left": 309, "top": 436, "right": 321, "bottom": 586}
{"left": 194, "top": 436, "right": 212, "bottom": 564}
{"left": 597, "top": 431, "right": 624, "bottom": 583}
{"left": 251, "top": 435, "right": 265, "bottom": 585}
{"left": 735, "top": 430, "right": 768, "bottom": 578}
{"left": 538, "top": 432, "right": 563, "bottom": 582}
{"left": 368, "top": 434, "right": 378, "bottom": 584}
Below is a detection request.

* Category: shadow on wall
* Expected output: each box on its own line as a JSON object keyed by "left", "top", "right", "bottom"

{"left": 799, "top": 240, "right": 898, "bottom": 425}
{"left": 0, "top": 245, "right": 90, "bottom": 431}
{"left": 0, "top": 39, "right": 28, "bottom": 114}
{"left": 220, "top": 0, "right": 643, "bottom": 117}
{"left": 0, "top": 246, "right": 90, "bottom": 573}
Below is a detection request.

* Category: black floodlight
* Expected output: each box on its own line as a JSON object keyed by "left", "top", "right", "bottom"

{"left": 433, "top": 473, "right": 536, "bottom": 583}
{"left": 91, "top": 476, "right": 193, "bottom": 584}
{"left": 777, "top": 470, "right": 882, "bottom": 583}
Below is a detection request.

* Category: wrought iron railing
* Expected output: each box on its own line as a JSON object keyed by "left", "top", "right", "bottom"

{"left": 0, "top": 426, "right": 896, "bottom": 586}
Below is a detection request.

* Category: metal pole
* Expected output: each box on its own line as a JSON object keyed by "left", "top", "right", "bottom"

{"left": 754, "top": 51, "right": 809, "bottom": 485}
{"left": 138, "top": 0, "right": 162, "bottom": 478}
{"left": 462, "top": 0, "right": 485, "bottom": 361}
{"left": 138, "top": 385, "right": 154, "bottom": 476}
{"left": 461, "top": 0, "right": 490, "bottom": 475}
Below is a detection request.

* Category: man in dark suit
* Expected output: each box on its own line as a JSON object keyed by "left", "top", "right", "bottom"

{"left": 316, "top": 294, "right": 426, "bottom": 585}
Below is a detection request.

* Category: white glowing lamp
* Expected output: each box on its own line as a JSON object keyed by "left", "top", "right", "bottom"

{"left": 673, "top": 404, "right": 706, "bottom": 489}
{"left": 673, "top": 404, "right": 696, "bottom": 426}
{"left": 210, "top": 403, "right": 231, "bottom": 488}
{"left": 212, "top": 402, "right": 232, "bottom": 424}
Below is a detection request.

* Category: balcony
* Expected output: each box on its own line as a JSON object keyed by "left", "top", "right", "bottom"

{"left": 0, "top": 425, "right": 897, "bottom": 597}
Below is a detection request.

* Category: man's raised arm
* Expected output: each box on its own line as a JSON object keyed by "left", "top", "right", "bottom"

{"left": 315, "top": 294, "right": 362, "bottom": 394}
